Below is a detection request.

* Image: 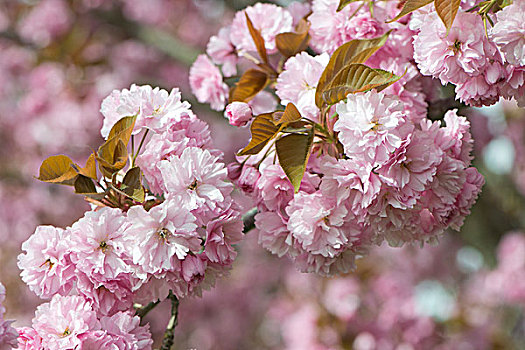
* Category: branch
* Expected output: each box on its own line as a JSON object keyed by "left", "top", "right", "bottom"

{"left": 135, "top": 300, "right": 161, "bottom": 322}
{"left": 242, "top": 207, "right": 258, "bottom": 233}
{"left": 160, "top": 292, "right": 180, "bottom": 350}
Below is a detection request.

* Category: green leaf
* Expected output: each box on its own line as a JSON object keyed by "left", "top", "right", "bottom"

{"left": 276, "top": 131, "right": 314, "bottom": 193}
{"left": 322, "top": 64, "right": 401, "bottom": 105}
{"left": 386, "top": 0, "right": 433, "bottom": 22}
{"left": 36, "top": 155, "right": 78, "bottom": 185}
{"left": 337, "top": 0, "right": 361, "bottom": 11}
{"left": 315, "top": 31, "right": 391, "bottom": 108}
{"left": 273, "top": 103, "right": 302, "bottom": 125}
{"left": 230, "top": 69, "right": 268, "bottom": 103}
{"left": 120, "top": 167, "right": 145, "bottom": 203}
{"left": 238, "top": 113, "right": 283, "bottom": 156}
{"left": 245, "top": 13, "right": 268, "bottom": 64}
{"left": 275, "top": 19, "right": 310, "bottom": 58}
{"left": 435, "top": 0, "right": 461, "bottom": 33}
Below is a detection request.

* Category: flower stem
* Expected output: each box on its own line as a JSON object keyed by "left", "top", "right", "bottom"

{"left": 160, "top": 292, "right": 179, "bottom": 350}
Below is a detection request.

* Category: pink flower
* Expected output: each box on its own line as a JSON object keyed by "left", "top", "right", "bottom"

{"left": 123, "top": 198, "right": 200, "bottom": 275}
{"left": 181, "top": 255, "right": 207, "bottom": 285}
{"left": 69, "top": 208, "right": 133, "bottom": 282}
{"left": 248, "top": 91, "right": 277, "bottom": 115}
{"left": 412, "top": 9, "right": 502, "bottom": 106}
{"left": 204, "top": 207, "right": 243, "bottom": 265}
{"left": 206, "top": 26, "right": 238, "bottom": 77}
{"left": 276, "top": 52, "right": 330, "bottom": 120}
{"left": 17, "top": 327, "right": 43, "bottom": 350}
{"left": 100, "top": 85, "right": 191, "bottom": 137}
{"left": 377, "top": 130, "right": 443, "bottom": 209}
{"left": 309, "top": 0, "right": 385, "bottom": 53}
{"left": 224, "top": 102, "right": 253, "bottom": 127}
{"left": 256, "top": 164, "right": 319, "bottom": 211}
{"left": 189, "top": 55, "right": 228, "bottom": 111}
{"left": 286, "top": 192, "right": 350, "bottom": 258}
{"left": 236, "top": 165, "right": 260, "bottom": 194}
{"left": 159, "top": 147, "right": 232, "bottom": 211}
{"left": 18, "top": 225, "right": 76, "bottom": 298}
{"left": 137, "top": 114, "right": 213, "bottom": 194}
{"left": 287, "top": 1, "right": 311, "bottom": 26}
{"left": 256, "top": 210, "right": 296, "bottom": 258}
{"left": 320, "top": 157, "right": 382, "bottom": 211}
{"left": 33, "top": 295, "right": 100, "bottom": 350}
{"left": 75, "top": 272, "right": 136, "bottom": 316}
{"left": 436, "top": 109, "right": 474, "bottom": 163}
{"left": 229, "top": 3, "right": 293, "bottom": 55}
{"left": 490, "top": 0, "right": 525, "bottom": 66}
{"left": 334, "top": 90, "right": 411, "bottom": 166}
{"left": 99, "top": 312, "right": 153, "bottom": 350}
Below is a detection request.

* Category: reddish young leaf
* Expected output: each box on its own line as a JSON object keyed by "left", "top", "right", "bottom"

{"left": 230, "top": 69, "right": 268, "bottom": 103}
{"left": 238, "top": 113, "right": 283, "bottom": 156}
{"left": 36, "top": 155, "right": 78, "bottom": 186}
{"left": 245, "top": 13, "right": 268, "bottom": 64}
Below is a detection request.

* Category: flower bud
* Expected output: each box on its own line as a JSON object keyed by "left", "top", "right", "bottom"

{"left": 225, "top": 102, "right": 252, "bottom": 127}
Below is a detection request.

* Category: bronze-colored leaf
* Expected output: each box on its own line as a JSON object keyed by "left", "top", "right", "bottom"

{"left": 322, "top": 64, "right": 401, "bottom": 105}
{"left": 74, "top": 174, "right": 97, "bottom": 194}
{"left": 77, "top": 152, "right": 97, "bottom": 180}
{"left": 97, "top": 116, "right": 136, "bottom": 177}
{"left": 275, "top": 20, "right": 310, "bottom": 58}
{"left": 36, "top": 155, "right": 78, "bottom": 185}
{"left": 245, "top": 13, "right": 268, "bottom": 64}
{"left": 315, "top": 31, "right": 391, "bottom": 108}
{"left": 107, "top": 115, "right": 137, "bottom": 141}
{"left": 97, "top": 139, "right": 129, "bottom": 178}
{"left": 238, "top": 113, "right": 283, "bottom": 156}
{"left": 274, "top": 103, "right": 302, "bottom": 125}
{"left": 275, "top": 131, "right": 314, "bottom": 193}
{"left": 435, "top": 0, "right": 461, "bottom": 33}
{"left": 113, "top": 167, "right": 145, "bottom": 203}
{"left": 230, "top": 69, "right": 268, "bottom": 103}
{"left": 386, "top": 0, "right": 433, "bottom": 22}
{"left": 337, "top": 0, "right": 361, "bottom": 11}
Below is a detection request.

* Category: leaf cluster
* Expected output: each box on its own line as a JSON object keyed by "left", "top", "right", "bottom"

{"left": 236, "top": 28, "right": 400, "bottom": 193}
{"left": 36, "top": 115, "right": 146, "bottom": 208}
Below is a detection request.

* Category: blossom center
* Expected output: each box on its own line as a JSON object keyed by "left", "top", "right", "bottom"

{"left": 369, "top": 117, "right": 382, "bottom": 132}
{"left": 188, "top": 178, "right": 198, "bottom": 190}
{"left": 157, "top": 227, "right": 172, "bottom": 242}
{"left": 98, "top": 240, "right": 110, "bottom": 253}
{"left": 39, "top": 258, "right": 54, "bottom": 270}
{"left": 61, "top": 327, "right": 71, "bottom": 337}
{"left": 449, "top": 39, "right": 462, "bottom": 54}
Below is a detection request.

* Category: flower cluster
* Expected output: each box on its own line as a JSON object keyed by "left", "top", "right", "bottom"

{"left": 412, "top": 2, "right": 525, "bottom": 107}
{"left": 190, "top": 0, "right": 488, "bottom": 276}
{"left": 0, "top": 283, "right": 19, "bottom": 348}
{"left": 17, "top": 295, "right": 152, "bottom": 349}
{"left": 17, "top": 85, "right": 243, "bottom": 347}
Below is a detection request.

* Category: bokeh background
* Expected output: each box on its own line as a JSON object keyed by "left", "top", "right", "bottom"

{"left": 1, "top": 0, "right": 524, "bottom": 349}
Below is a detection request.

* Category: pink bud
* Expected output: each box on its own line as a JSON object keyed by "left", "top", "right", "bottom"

{"left": 227, "top": 162, "right": 243, "bottom": 181}
{"left": 237, "top": 165, "right": 260, "bottom": 194}
{"left": 225, "top": 102, "right": 253, "bottom": 127}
